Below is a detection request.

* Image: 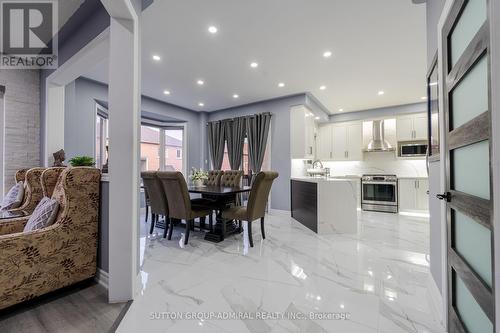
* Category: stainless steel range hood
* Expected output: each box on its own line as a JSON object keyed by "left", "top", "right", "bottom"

{"left": 366, "top": 120, "right": 394, "bottom": 152}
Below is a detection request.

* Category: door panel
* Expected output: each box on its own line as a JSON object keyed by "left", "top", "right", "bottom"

{"left": 396, "top": 116, "right": 413, "bottom": 141}
{"left": 398, "top": 179, "right": 416, "bottom": 211}
{"left": 454, "top": 273, "right": 493, "bottom": 333}
{"left": 449, "top": 0, "right": 487, "bottom": 66}
{"left": 452, "top": 208, "right": 492, "bottom": 287}
{"left": 451, "top": 140, "right": 490, "bottom": 200}
{"left": 318, "top": 125, "right": 332, "bottom": 160}
{"left": 450, "top": 56, "right": 489, "bottom": 129}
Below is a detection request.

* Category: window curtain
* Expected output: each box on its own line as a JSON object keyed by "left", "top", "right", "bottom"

{"left": 207, "top": 121, "right": 226, "bottom": 170}
{"left": 246, "top": 113, "right": 272, "bottom": 180}
{"left": 225, "top": 117, "right": 246, "bottom": 170}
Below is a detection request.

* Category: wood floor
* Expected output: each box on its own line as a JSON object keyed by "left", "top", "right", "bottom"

{"left": 0, "top": 280, "right": 130, "bottom": 333}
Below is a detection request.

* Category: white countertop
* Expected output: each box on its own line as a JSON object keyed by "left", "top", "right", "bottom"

{"left": 291, "top": 177, "right": 358, "bottom": 183}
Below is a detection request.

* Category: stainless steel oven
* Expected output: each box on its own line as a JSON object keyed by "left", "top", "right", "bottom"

{"left": 361, "top": 175, "right": 398, "bottom": 213}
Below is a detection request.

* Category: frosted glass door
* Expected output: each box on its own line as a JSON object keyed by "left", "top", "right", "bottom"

{"left": 443, "top": 0, "right": 493, "bottom": 331}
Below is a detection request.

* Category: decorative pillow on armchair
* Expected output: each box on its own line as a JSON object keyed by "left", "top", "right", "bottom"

{"left": 0, "top": 182, "right": 24, "bottom": 211}
{"left": 23, "top": 197, "right": 59, "bottom": 232}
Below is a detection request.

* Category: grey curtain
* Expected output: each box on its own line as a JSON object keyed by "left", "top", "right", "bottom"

{"left": 246, "top": 113, "right": 272, "bottom": 177}
{"left": 226, "top": 117, "right": 246, "bottom": 170}
{"left": 207, "top": 121, "right": 226, "bottom": 170}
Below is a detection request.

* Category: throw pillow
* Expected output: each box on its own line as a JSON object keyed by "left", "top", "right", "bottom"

{"left": 23, "top": 197, "right": 59, "bottom": 232}
{"left": 0, "top": 182, "right": 24, "bottom": 211}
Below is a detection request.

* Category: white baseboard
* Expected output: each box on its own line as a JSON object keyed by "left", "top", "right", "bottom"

{"left": 268, "top": 209, "right": 291, "bottom": 217}
{"left": 95, "top": 268, "right": 109, "bottom": 290}
{"left": 427, "top": 274, "right": 445, "bottom": 328}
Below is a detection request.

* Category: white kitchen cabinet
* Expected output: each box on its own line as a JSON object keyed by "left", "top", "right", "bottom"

{"left": 331, "top": 122, "right": 363, "bottom": 161}
{"left": 398, "top": 178, "right": 429, "bottom": 212}
{"left": 317, "top": 124, "right": 333, "bottom": 160}
{"left": 396, "top": 113, "right": 428, "bottom": 142}
{"left": 290, "top": 105, "right": 316, "bottom": 159}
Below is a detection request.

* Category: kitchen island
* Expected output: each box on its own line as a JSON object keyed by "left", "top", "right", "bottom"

{"left": 291, "top": 177, "right": 358, "bottom": 234}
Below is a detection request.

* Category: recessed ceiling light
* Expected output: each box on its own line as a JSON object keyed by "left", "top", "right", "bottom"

{"left": 233, "top": 94, "right": 239, "bottom": 99}
{"left": 315, "top": 116, "right": 320, "bottom": 120}
{"left": 378, "top": 91, "right": 385, "bottom": 95}
{"left": 152, "top": 55, "right": 161, "bottom": 61}
{"left": 197, "top": 79, "right": 204, "bottom": 85}
{"left": 208, "top": 26, "right": 218, "bottom": 34}
{"left": 250, "top": 62, "right": 259, "bottom": 68}
{"left": 198, "top": 102, "right": 205, "bottom": 107}
{"left": 278, "top": 82, "right": 285, "bottom": 88}
{"left": 163, "top": 90, "right": 170, "bottom": 95}
{"left": 338, "top": 108, "right": 344, "bottom": 112}
{"left": 323, "top": 51, "right": 332, "bottom": 58}
{"left": 421, "top": 96, "right": 427, "bottom": 100}
{"left": 320, "top": 85, "right": 326, "bottom": 90}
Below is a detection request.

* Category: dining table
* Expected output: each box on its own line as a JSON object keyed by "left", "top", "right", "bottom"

{"left": 187, "top": 184, "right": 251, "bottom": 243}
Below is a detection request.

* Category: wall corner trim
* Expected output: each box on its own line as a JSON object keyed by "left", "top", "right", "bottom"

{"left": 95, "top": 268, "right": 109, "bottom": 290}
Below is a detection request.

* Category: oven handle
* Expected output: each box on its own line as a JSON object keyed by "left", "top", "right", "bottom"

{"left": 362, "top": 181, "right": 398, "bottom": 185}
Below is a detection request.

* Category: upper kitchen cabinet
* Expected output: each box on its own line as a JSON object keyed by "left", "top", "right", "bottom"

{"left": 396, "top": 113, "right": 428, "bottom": 141}
{"left": 290, "top": 105, "right": 316, "bottom": 159}
{"left": 318, "top": 122, "right": 363, "bottom": 161}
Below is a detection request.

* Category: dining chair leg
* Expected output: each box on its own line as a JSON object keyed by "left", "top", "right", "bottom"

{"left": 163, "top": 217, "right": 170, "bottom": 238}
{"left": 209, "top": 212, "right": 213, "bottom": 232}
{"left": 260, "top": 217, "right": 266, "bottom": 239}
{"left": 200, "top": 216, "right": 206, "bottom": 230}
{"left": 238, "top": 220, "right": 242, "bottom": 233}
{"left": 149, "top": 214, "right": 156, "bottom": 234}
{"left": 167, "top": 217, "right": 174, "bottom": 240}
{"left": 190, "top": 219, "right": 195, "bottom": 231}
{"left": 184, "top": 219, "right": 192, "bottom": 245}
{"left": 145, "top": 205, "right": 149, "bottom": 222}
{"left": 247, "top": 221, "right": 254, "bottom": 247}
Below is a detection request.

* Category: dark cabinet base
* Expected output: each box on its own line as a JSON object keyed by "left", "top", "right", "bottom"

{"left": 291, "top": 180, "right": 318, "bottom": 233}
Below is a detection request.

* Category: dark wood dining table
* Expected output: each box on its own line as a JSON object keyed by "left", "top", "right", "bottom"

{"left": 187, "top": 185, "right": 251, "bottom": 242}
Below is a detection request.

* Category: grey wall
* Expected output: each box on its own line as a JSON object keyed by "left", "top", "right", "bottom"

{"left": 207, "top": 94, "right": 310, "bottom": 211}
{"left": 64, "top": 77, "right": 205, "bottom": 171}
{"left": 426, "top": 0, "right": 446, "bottom": 295}
{"left": 328, "top": 102, "right": 427, "bottom": 123}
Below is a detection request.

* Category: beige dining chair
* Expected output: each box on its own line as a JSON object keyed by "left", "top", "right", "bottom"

{"left": 141, "top": 171, "right": 169, "bottom": 235}
{"left": 222, "top": 171, "right": 278, "bottom": 247}
{"left": 157, "top": 171, "right": 211, "bottom": 244}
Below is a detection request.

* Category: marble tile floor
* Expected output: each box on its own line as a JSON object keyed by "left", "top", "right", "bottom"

{"left": 118, "top": 210, "right": 446, "bottom": 333}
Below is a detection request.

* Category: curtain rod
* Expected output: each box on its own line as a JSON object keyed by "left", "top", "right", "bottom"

{"left": 206, "top": 112, "right": 272, "bottom": 125}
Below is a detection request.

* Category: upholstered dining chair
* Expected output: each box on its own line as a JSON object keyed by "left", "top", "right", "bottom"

{"left": 141, "top": 171, "right": 169, "bottom": 235}
{"left": 157, "top": 171, "right": 211, "bottom": 244}
{"left": 219, "top": 170, "right": 244, "bottom": 206}
{"left": 8, "top": 167, "right": 45, "bottom": 215}
{"left": 222, "top": 171, "right": 278, "bottom": 247}
{"left": 41, "top": 167, "right": 66, "bottom": 198}
{"left": 204, "top": 170, "right": 224, "bottom": 186}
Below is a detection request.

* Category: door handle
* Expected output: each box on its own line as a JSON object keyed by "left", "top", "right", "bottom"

{"left": 436, "top": 192, "right": 451, "bottom": 202}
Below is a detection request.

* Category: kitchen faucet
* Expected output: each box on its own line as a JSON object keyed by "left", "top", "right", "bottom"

{"left": 312, "top": 160, "right": 324, "bottom": 169}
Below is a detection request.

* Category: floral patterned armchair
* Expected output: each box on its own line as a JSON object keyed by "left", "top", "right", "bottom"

{"left": 0, "top": 167, "right": 101, "bottom": 310}
{"left": 41, "top": 167, "right": 66, "bottom": 197}
{"left": 9, "top": 167, "right": 45, "bottom": 215}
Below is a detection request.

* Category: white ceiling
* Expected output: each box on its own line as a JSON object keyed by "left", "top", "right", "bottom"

{"left": 83, "top": 0, "right": 427, "bottom": 113}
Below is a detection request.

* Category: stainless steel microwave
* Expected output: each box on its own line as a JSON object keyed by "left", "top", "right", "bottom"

{"left": 399, "top": 142, "right": 428, "bottom": 157}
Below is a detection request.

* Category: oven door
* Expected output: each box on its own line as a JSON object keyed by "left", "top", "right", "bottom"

{"left": 362, "top": 182, "right": 397, "bottom": 206}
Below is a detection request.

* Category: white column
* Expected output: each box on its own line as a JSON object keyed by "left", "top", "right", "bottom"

{"left": 106, "top": 1, "right": 141, "bottom": 302}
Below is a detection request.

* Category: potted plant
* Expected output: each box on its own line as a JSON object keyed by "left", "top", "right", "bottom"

{"left": 68, "top": 156, "right": 96, "bottom": 167}
{"left": 189, "top": 168, "right": 208, "bottom": 187}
